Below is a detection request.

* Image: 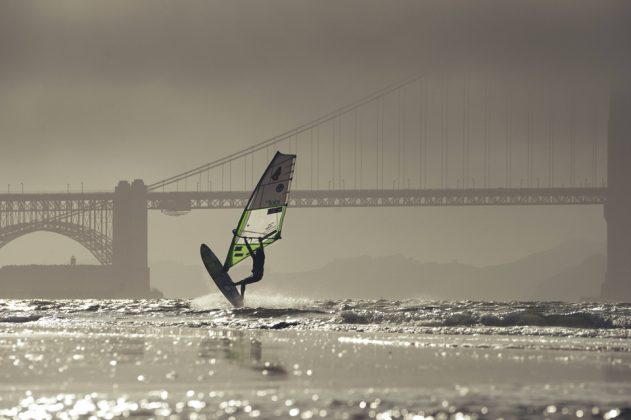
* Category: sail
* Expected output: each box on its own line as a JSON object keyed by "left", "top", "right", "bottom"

{"left": 223, "top": 151, "right": 296, "bottom": 270}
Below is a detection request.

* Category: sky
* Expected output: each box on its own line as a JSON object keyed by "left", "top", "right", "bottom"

{"left": 0, "top": 0, "right": 629, "bottom": 272}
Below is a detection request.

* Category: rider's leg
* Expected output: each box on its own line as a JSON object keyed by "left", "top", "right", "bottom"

{"left": 235, "top": 274, "right": 260, "bottom": 297}
{"left": 237, "top": 274, "right": 254, "bottom": 296}
{"left": 234, "top": 275, "right": 251, "bottom": 287}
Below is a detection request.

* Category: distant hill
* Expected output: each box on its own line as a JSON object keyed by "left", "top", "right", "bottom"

{"left": 265, "top": 239, "right": 604, "bottom": 301}
{"left": 533, "top": 254, "right": 605, "bottom": 301}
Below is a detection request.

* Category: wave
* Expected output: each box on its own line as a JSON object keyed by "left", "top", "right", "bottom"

{"left": 0, "top": 315, "right": 42, "bottom": 323}
{"left": 1, "top": 298, "right": 630, "bottom": 335}
{"left": 335, "top": 302, "right": 631, "bottom": 330}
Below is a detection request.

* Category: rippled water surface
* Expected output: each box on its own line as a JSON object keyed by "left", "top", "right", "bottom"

{"left": 1, "top": 297, "right": 630, "bottom": 419}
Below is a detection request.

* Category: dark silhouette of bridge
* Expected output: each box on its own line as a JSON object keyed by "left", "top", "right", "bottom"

{"left": 0, "top": 74, "right": 628, "bottom": 300}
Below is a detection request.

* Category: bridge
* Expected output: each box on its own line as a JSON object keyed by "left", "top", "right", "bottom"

{"left": 0, "top": 74, "right": 628, "bottom": 300}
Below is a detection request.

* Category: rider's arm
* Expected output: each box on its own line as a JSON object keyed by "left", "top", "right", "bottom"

{"left": 243, "top": 238, "right": 254, "bottom": 255}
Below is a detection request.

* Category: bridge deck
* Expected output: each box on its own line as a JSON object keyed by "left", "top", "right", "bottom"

{"left": 0, "top": 188, "right": 607, "bottom": 210}
{"left": 146, "top": 188, "right": 608, "bottom": 210}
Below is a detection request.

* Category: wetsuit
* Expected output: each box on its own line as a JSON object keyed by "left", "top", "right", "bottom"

{"left": 234, "top": 239, "right": 265, "bottom": 298}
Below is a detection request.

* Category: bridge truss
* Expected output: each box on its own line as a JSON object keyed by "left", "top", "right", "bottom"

{"left": 0, "top": 193, "right": 114, "bottom": 265}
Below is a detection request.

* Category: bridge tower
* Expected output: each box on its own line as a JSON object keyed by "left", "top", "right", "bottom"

{"left": 602, "top": 81, "right": 631, "bottom": 301}
{"left": 112, "top": 179, "right": 150, "bottom": 296}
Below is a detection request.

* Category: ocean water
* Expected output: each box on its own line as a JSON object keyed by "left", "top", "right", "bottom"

{"left": 1, "top": 297, "right": 630, "bottom": 419}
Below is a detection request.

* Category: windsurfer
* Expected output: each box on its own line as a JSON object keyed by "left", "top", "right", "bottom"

{"left": 233, "top": 237, "right": 265, "bottom": 298}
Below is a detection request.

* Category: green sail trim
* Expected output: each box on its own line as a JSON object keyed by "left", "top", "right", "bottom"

{"left": 223, "top": 152, "right": 295, "bottom": 271}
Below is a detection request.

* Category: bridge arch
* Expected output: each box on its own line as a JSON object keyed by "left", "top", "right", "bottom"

{"left": 0, "top": 222, "right": 112, "bottom": 265}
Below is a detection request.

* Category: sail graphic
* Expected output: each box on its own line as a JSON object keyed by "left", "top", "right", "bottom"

{"left": 223, "top": 151, "right": 296, "bottom": 270}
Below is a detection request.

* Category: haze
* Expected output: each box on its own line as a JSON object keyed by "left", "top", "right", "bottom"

{"left": 1, "top": 1, "right": 629, "bottom": 290}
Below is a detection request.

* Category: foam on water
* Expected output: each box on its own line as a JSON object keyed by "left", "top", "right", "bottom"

{"left": 192, "top": 292, "right": 314, "bottom": 311}
{"left": 1, "top": 298, "right": 630, "bottom": 338}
